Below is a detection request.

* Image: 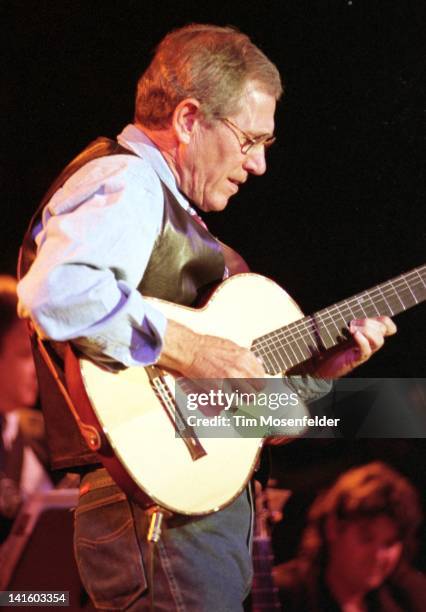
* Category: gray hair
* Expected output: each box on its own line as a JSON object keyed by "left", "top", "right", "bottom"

{"left": 135, "top": 24, "right": 283, "bottom": 128}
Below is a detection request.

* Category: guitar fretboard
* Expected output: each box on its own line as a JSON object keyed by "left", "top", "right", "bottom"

{"left": 251, "top": 265, "right": 425, "bottom": 375}
{"left": 252, "top": 538, "right": 281, "bottom": 611}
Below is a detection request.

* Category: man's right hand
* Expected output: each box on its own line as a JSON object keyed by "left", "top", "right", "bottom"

{"left": 158, "top": 319, "right": 265, "bottom": 386}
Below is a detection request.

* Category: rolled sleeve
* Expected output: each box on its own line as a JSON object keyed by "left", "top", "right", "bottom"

{"left": 286, "top": 375, "right": 332, "bottom": 404}
{"left": 18, "top": 154, "right": 167, "bottom": 368}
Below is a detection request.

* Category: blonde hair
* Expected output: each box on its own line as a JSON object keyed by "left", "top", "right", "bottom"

{"left": 135, "top": 24, "right": 283, "bottom": 128}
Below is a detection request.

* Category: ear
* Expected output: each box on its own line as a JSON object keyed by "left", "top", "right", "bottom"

{"left": 172, "top": 98, "right": 202, "bottom": 145}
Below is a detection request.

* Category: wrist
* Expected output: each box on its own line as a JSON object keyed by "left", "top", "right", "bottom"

{"left": 157, "top": 319, "right": 198, "bottom": 373}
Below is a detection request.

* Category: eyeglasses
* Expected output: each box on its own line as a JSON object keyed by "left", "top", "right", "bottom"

{"left": 220, "top": 118, "right": 276, "bottom": 154}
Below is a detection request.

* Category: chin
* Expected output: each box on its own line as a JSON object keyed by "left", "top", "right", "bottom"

{"left": 206, "top": 195, "right": 231, "bottom": 212}
{"left": 20, "top": 389, "right": 38, "bottom": 408}
{"left": 213, "top": 202, "right": 229, "bottom": 212}
{"left": 366, "top": 573, "right": 386, "bottom": 589}
{"left": 195, "top": 187, "right": 231, "bottom": 212}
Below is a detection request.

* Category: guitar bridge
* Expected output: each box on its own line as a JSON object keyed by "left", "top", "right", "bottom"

{"left": 145, "top": 366, "right": 207, "bottom": 461}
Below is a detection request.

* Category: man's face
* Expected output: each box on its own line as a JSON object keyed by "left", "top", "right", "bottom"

{"left": 179, "top": 83, "right": 276, "bottom": 212}
{"left": 328, "top": 515, "right": 403, "bottom": 593}
{"left": 0, "top": 320, "right": 38, "bottom": 414}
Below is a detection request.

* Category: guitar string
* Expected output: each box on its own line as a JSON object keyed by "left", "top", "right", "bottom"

{"left": 291, "top": 268, "right": 424, "bottom": 332}
{"left": 150, "top": 270, "right": 426, "bottom": 387}
{"left": 152, "top": 376, "right": 196, "bottom": 435}
{"left": 259, "top": 269, "right": 425, "bottom": 344}
{"left": 252, "top": 276, "right": 425, "bottom": 365}
{"left": 252, "top": 285, "right": 425, "bottom": 373}
{"left": 252, "top": 279, "right": 424, "bottom": 373}
{"left": 282, "top": 279, "right": 424, "bottom": 349}
{"left": 254, "top": 271, "right": 425, "bottom": 348}
{"left": 251, "top": 272, "right": 425, "bottom": 373}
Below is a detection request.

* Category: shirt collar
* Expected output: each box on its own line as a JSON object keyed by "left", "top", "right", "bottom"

{"left": 2, "top": 411, "right": 19, "bottom": 450}
{"left": 117, "top": 124, "right": 192, "bottom": 211}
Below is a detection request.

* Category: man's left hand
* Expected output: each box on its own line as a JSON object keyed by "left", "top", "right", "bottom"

{"left": 314, "top": 316, "right": 397, "bottom": 379}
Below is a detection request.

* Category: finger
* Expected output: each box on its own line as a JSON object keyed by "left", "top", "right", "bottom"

{"left": 236, "top": 352, "right": 266, "bottom": 381}
{"left": 350, "top": 318, "right": 386, "bottom": 336}
{"left": 231, "top": 378, "right": 264, "bottom": 395}
{"left": 350, "top": 320, "right": 387, "bottom": 351}
{"left": 350, "top": 317, "right": 396, "bottom": 337}
{"left": 357, "top": 328, "right": 385, "bottom": 352}
{"left": 376, "top": 315, "right": 397, "bottom": 335}
{"left": 352, "top": 330, "right": 373, "bottom": 361}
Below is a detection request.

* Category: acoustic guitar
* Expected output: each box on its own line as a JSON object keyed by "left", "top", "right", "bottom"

{"left": 64, "top": 266, "right": 425, "bottom": 515}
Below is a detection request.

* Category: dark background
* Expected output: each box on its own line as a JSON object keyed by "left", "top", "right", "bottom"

{"left": 3, "top": 0, "right": 425, "bottom": 378}
{"left": 2, "top": 0, "right": 426, "bottom": 581}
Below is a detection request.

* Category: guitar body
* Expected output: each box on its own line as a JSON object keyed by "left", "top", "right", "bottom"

{"left": 65, "top": 262, "right": 425, "bottom": 514}
{"left": 74, "top": 274, "right": 306, "bottom": 515}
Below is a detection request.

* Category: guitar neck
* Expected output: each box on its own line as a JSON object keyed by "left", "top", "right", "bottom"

{"left": 251, "top": 538, "right": 281, "bottom": 611}
{"left": 251, "top": 490, "right": 282, "bottom": 611}
{"left": 251, "top": 264, "right": 426, "bottom": 375}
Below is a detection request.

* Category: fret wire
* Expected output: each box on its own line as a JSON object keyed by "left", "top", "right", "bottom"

{"left": 403, "top": 276, "right": 418, "bottom": 304}
{"left": 289, "top": 325, "right": 320, "bottom": 357}
{"left": 275, "top": 316, "right": 330, "bottom": 357}
{"left": 255, "top": 335, "right": 290, "bottom": 373}
{"left": 252, "top": 342, "right": 283, "bottom": 374}
{"left": 415, "top": 268, "right": 426, "bottom": 291}
{"left": 358, "top": 291, "right": 380, "bottom": 317}
{"left": 352, "top": 295, "right": 369, "bottom": 317}
{"left": 271, "top": 337, "right": 294, "bottom": 371}
{"left": 264, "top": 288, "right": 381, "bottom": 350}
{"left": 294, "top": 325, "right": 317, "bottom": 358}
{"left": 256, "top": 309, "right": 340, "bottom": 360}
{"left": 342, "top": 298, "right": 357, "bottom": 319}
{"left": 358, "top": 286, "right": 395, "bottom": 316}
{"left": 388, "top": 279, "right": 406, "bottom": 310}
{"left": 267, "top": 316, "right": 322, "bottom": 356}
{"left": 362, "top": 290, "right": 381, "bottom": 315}
{"left": 254, "top": 348, "right": 275, "bottom": 375}
{"left": 376, "top": 285, "right": 394, "bottom": 315}
{"left": 311, "top": 313, "right": 335, "bottom": 345}
{"left": 344, "top": 299, "right": 368, "bottom": 320}
{"left": 255, "top": 327, "right": 297, "bottom": 364}
{"left": 323, "top": 305, "right": 346, "bottom": 337}
{"left": 290, "top": 274, "right": 424, "bottom": 334}
{"left": 274, "top": 272, "right": 425, "bottom": 342}
{"left": 274, "top": 335, "right": 298, "bottom": 371}
{"left": 252, "top": 267, "right": 425, "bottom": 370}
{"left": 283, "top": 327, "right": 307, "bottom": 364}
{"left": 315, "top": 285, "right": 412, "bottom": 330}
{"left": 262, "top": 333, "right": 300, "bottom": 373}
{"left": 264, "top": 279, "right": 422, "bottom": 351}
{"left": 277, "top": 319, "right": 321, "bottom": 360}
{"left": 254, "top": 325, "right": 288, "bottom": 349}
{"left": 259, "top": 351, "right": 277, "bottom": 375}
{"left": 289, "top": 275, "right": 423, "bottom": 347}
{"left": 301, "top": 321, "right": 322, "bottom": 353}
{"left": 336, "top": 273, "right": 425, "bottom": 319}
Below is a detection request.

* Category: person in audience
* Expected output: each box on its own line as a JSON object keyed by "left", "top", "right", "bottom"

{"left": 0, "top": 275, "right": 52, "bottom": 543}
{"left": 273, "top": 461, "right": 426, "bottom": 611}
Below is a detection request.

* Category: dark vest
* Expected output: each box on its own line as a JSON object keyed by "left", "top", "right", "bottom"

{"left": 19, "top": 137, "right": 228, "bottom": 470}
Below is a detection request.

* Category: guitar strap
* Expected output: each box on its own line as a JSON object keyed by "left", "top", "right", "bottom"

{"left": 17, "top": 139, "right": 138, "bottom": 470}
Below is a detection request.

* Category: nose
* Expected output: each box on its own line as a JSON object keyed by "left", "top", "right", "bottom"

{"left": 372, "top": 545, "right": 396, "bottom": 567}
{"left": 22, "top": 342, "right": 37, "bottom": 384}
{"left": 243, "top": 146, "right": 267, "bottom": 176}
{"left": 28, "top": 356, "right": 37, "bottom": 381}
{"left": 22, "top": 352, "right": 37, "bottom": 385}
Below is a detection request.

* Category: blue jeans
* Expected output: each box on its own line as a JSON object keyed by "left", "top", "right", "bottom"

{"left": 74, "top": 468, "right": 253, "bottom": 611}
